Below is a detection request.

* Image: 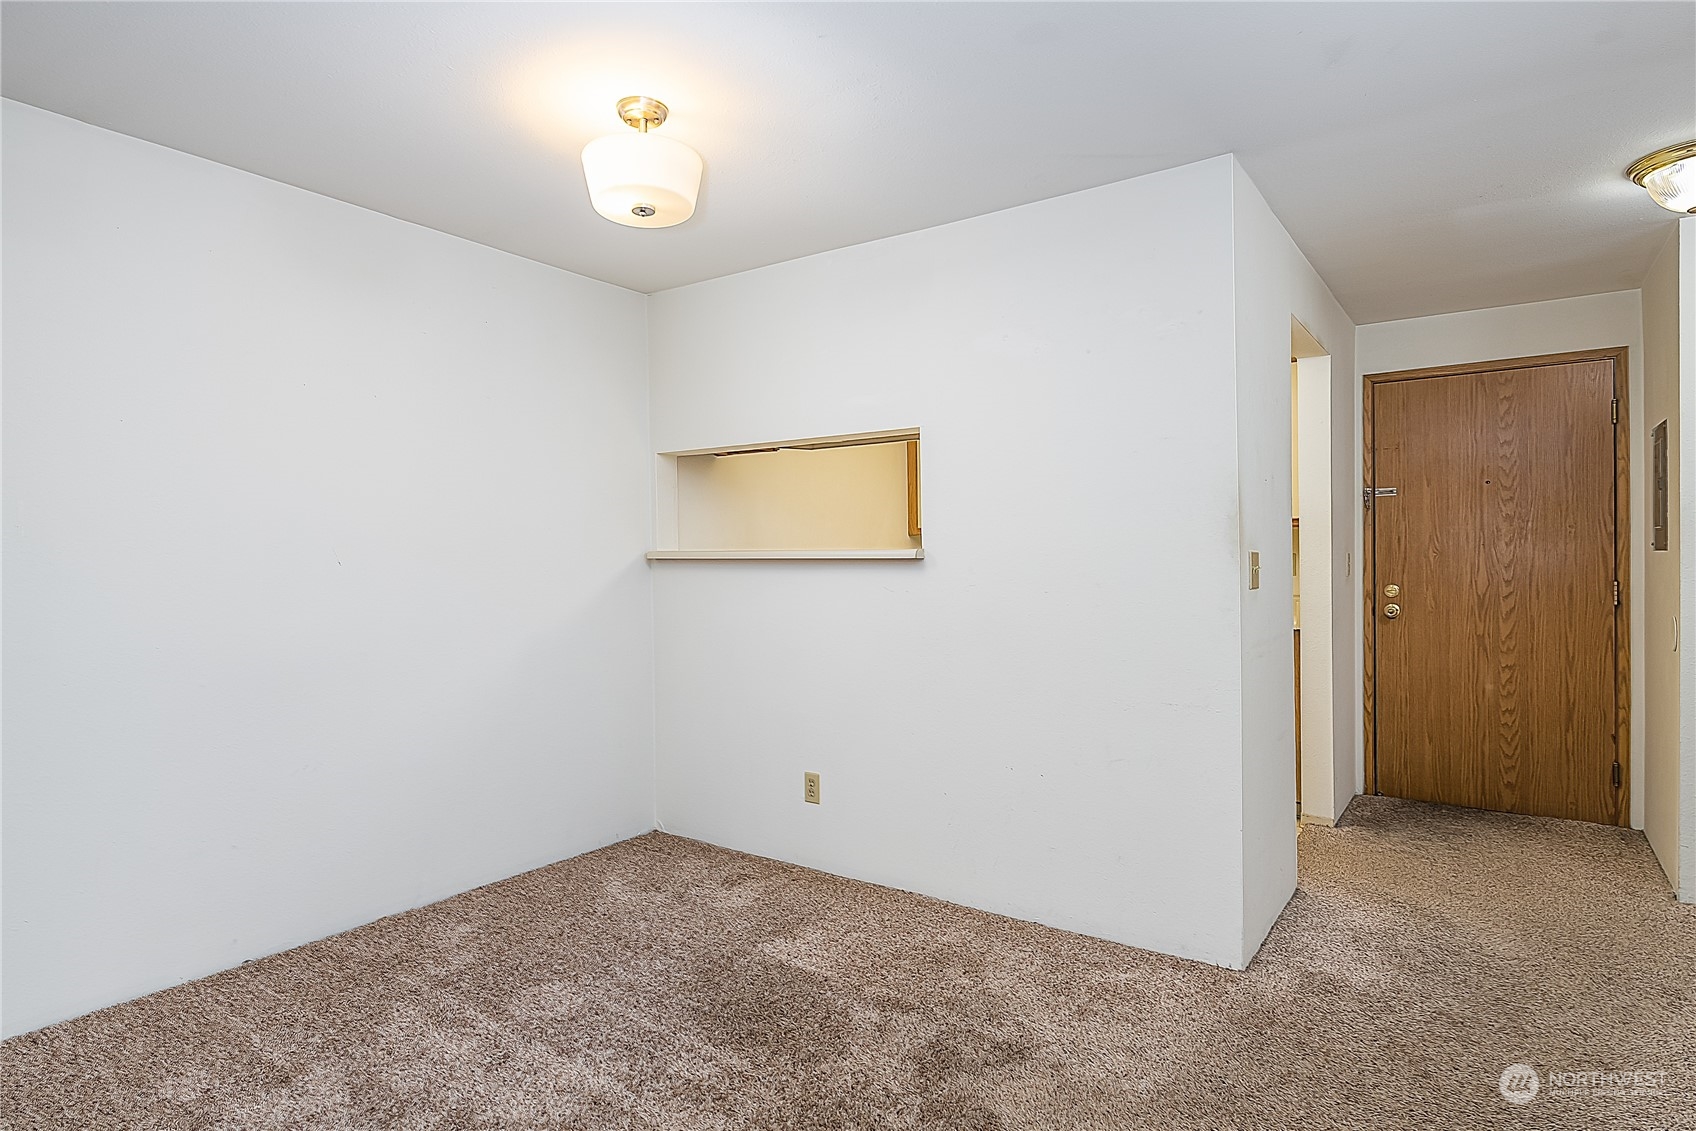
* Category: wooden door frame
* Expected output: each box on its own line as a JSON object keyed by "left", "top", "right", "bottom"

{"left": 1361, "top": 346, "right": 1631, "bottom": 825}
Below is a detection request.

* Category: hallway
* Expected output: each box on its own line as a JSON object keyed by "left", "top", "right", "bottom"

{"left": 3, "top": 798, "right": 1692, "bottom": 1129}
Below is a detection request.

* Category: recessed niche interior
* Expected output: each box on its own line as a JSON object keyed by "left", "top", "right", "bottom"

{"left": 650, "top": 431, "right": 922, "bottom": 559}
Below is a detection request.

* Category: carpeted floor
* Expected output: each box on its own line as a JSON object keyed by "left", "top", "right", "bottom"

{"left": 3, "top": 796, "right": 1693, "bottom": 1130}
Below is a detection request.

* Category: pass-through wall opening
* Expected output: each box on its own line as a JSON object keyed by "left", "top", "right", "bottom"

{"left": 654, "top": 430, "right": 922, "bottom": 556}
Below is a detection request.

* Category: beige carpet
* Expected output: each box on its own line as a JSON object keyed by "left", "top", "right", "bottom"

{"left": 3, "top": 796, "right": 1693, "bottom": 1129}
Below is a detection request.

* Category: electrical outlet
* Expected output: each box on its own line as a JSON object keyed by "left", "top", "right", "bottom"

{"left": 804, "top": 772, "right": 821, "bottom": 805}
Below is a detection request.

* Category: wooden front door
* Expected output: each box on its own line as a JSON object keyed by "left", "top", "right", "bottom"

{"left": 1367, "top": 350, "right": 1627, "bottom": 825}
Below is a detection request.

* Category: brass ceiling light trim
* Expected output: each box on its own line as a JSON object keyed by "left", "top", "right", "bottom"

{"left": 615, "top": 95, "right": 670, "bottom": 133}
{"left": 1626, "top": 140, "right": 1696, "bottom": 184}
{"left": 1626, "top": 141, "right": 1696, "bottom": 214}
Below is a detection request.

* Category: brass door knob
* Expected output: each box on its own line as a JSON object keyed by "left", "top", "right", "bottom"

{"left": 1384, "top": 584, "right": 1400, "bottom": 599}
{"left": 1383, "top": 603, "right": 1402, "bottom": 619}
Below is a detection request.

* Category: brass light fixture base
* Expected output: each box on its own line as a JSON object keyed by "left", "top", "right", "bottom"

{"left": 1626, "top": 140, "right": 1696, "bottom": 186}
{"left": 616, "top": 96, "right": 669, "bottom": 133}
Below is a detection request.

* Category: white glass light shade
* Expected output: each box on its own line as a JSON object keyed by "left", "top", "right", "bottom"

{"left": 1640, "top": 159, "right": 1696, "bottom": 214}
{"left": 581, "top": 132, "right": 703, "bottom": 228}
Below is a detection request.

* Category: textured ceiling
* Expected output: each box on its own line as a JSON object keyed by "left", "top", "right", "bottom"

{"left": 2, "top": 2, "right": 1691, "bottom": 322}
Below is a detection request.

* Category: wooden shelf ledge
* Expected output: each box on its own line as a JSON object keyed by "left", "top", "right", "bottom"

{"left": 645, "top": 549, "right": 925, "bottom": 561}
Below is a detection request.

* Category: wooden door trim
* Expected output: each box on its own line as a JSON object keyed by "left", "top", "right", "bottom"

{"left": 1614, "top": 354, "right": 1631, "bottom": 825}
{"left": 1361, "top": 346, "right": 1631, "bottom": 824}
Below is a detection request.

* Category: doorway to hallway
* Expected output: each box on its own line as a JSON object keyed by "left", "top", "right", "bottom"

{"left": 1291, "top": 319, "right": 1332, "bottom": 825}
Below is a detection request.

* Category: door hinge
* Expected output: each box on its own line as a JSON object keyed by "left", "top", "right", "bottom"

{"left": 1612, "top": 398, "right": 1619, "bottom": 424}
{"left": 1612, "top": 760, "right": 1622, "bottom": 789}
{"left": 1613, "top": 579, "right": 1621, "bottom": 607}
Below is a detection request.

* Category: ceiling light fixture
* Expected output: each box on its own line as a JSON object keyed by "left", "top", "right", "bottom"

{"left": 1627, "top": 141, "right": 1696, "bottom": 214}
{"left": 581, "top": 96, "right": 703, "bottom": 229}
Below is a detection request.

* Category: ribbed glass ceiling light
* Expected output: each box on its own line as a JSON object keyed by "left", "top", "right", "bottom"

{"left": 581, "top": 96, "right": 703, "bottom": 228}
{"left": 1627, "top": 142, "right": 1696, "bottom": 214}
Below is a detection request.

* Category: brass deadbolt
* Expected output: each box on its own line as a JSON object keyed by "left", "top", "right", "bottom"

{"left": 1384, "top": 584, "right": 1400, "bottom": 599}
{"left": 1383, "top": 603, "right": 1402, "bottom": 619}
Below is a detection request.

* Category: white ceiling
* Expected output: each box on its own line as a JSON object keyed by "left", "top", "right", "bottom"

{"left": 2, "top": 2, "right": 1691, "bottom": 323}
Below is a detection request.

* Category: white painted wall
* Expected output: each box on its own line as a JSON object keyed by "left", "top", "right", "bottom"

{"left": 1635, "top": 216, "right": 1696, "bottom": 903}
{"left": 1641, "top": 218, "right": 1696, "bottom": 895}
{"left": 1645, "top": 217, "right": 1696, "bottom": 901}
{"left": 1642, "top": 225, "right": 1684, "bottom": 892}
{"left": 0, "top": 101, "right": 657, "bottom": 1036}
{"left": 1681, "top": 218, "right": 1696, "bottom": 902}
{"left": 1356, "top": 290, "right": 1647, "bottom": 827}
{"left": 649, "top": 158, "right": 1274, "bottom": 967}
{"left": 1230, "top": 163, "right": 1357, "bottom": 950}
{"left": 675, "top": 442, "right": 918, "bottom": 551}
